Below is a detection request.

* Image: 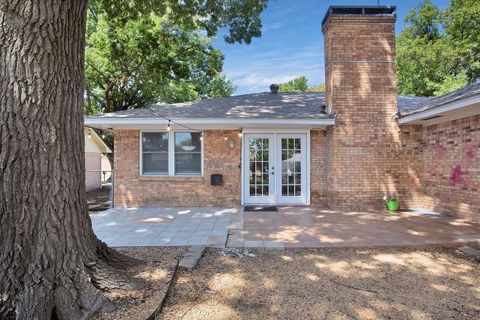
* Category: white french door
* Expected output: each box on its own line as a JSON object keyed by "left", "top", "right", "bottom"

{"left": 243, "top": 133, "right": 308, "bottom": 205}
{"left": 275, "top": 134, "right": 307, "bottom": 205}
{"left": 244, "top": 134, "right": 275, "bottom": 205}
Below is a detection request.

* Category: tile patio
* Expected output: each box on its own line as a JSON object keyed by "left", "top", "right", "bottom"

{"left": 91, "top": 207, "right": 235, "bottom": 247}
{"left": 230, "top": 207, "right": 480, "bottom": 249}
{"left": 91, "top": 206, "right": 480, "bottom": 249}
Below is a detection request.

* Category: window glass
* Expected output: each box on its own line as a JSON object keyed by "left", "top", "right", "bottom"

{"left": 174, "top": 132, "right": 202, "bottom": 175}
{"left": 142, "top": 132, "right": 168, "bottom": 174}
{"left": 143, "top": 153, "right": 168, "bottom": 174}
{"left": 142, "top": 132, "right": 168, "bottom": 152}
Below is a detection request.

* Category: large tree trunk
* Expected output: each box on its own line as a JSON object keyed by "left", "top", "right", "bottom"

{"left": 0, "top": 1, "right": 138, "bottom": 319}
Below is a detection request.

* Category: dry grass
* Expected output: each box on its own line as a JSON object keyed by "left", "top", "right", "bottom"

{"left": 94, "top": 247, "right": 186, "bottom": 320}
{"left": 160, "top": 248, "right": 480, "bottom": 320}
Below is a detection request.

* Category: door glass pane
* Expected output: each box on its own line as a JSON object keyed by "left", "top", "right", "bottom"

{"left": 281, "top": 138, "right": 301, "bottom": 197}
{"left": 249, "top": 138, "right": 270, "bottom": 197}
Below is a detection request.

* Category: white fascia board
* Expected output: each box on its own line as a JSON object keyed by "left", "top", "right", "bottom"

{"left": 84, "top": 117, "right": 335, "bottom": 130}
{"left": 398, "top": 95, "right": 480, "bottom": 125}
{"left": 84, "top": 127, "right": 112, "bottom": 153}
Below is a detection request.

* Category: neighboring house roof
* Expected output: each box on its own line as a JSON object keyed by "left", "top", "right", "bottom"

{"left": 84, "top": 128, "right": 112, "bottom": 154}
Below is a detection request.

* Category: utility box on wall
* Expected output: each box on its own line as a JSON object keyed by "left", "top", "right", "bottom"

{"left": 211, "top": 174, "right": 223, "bottom": 186}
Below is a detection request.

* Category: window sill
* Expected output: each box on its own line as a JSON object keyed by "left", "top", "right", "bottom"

{"left": 139, "top": 175, "right": 205, "bottom": 182}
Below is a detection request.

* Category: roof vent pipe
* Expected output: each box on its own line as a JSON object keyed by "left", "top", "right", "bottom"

{"left": 270, "top": 84, "right": 279, "bottom": 94}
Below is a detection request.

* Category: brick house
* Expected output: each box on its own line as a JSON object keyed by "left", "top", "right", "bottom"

{"left": 86, "top": 6, "right": 480, "bottom": 222}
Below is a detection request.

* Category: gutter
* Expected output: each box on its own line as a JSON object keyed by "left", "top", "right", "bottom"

{"left": 84, "top": 117, "right": 336, "bottom": 129}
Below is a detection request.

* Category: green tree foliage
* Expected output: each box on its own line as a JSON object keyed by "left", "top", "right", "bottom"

{"left": 397, "top": 0, "right": 480, "bottom": 97}
{"left": 278, "top": 76, "right": 308, "bottom": 92}
{"left": 444, "top": 0, "right": 480, "bottom": 84}
{"left": 307, "top": 83, "right": 326, "bottom": 92}
{"left": 403, "top": 0, "right": 442, "bottom": 41}
{"left": 85, "top": 0, "right": 268, "bottom": 114}
{"left": 278, "top": 76, "right": 325, "bottom": 93}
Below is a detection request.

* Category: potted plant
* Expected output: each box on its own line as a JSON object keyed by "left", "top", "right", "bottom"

{"left": 383, "top": 196, "right": 399, "bottom": 212}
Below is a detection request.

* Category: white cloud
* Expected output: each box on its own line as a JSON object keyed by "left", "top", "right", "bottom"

{"left": 262, "top": 22, "right": 284, "bottom": 33}
{"left": 224, "top": 45, "right": 326, "bottom": 95}
{"left": 230, "top": 73, "right": 300, "bottom": 92}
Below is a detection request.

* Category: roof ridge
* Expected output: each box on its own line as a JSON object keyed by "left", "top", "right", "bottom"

{"left": 150, "top": 91, "right": 327, "bottom": 109}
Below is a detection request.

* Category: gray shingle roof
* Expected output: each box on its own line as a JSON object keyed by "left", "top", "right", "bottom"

{"left": 398, "top": 82, "right": 480, "bottom": 116}
{"left": 90, "top": 92, "right": 333, "bottom": 120}
{"left": 87, "top": 92, "right": 429, "bottom": 120}
{"left": 88, "top": 82, "right": 480, "bottom": 121}
{"left": 397, "top": 96, "right": 431, "bottom": 114}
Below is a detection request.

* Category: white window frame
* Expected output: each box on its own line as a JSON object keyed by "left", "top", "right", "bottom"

{"left": 140, "top": 130, "right": 204, "bottom": 177}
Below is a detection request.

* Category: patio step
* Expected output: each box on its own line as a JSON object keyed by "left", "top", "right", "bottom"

{"left": 459, "top": 246, "right": 480, "bottom": 261}
{"left": 179, "top": 246, "right": 205, "bottom": 270}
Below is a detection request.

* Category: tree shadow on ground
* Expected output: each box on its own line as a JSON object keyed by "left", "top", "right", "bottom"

{"left": 160, "top": 247, "right": 480, "bottom": 320}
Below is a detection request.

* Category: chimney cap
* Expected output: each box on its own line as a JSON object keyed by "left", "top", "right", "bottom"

{"left": 270, "top": 84, "right": 279, "bottom": 94}
{"left": 322, "top": 6, "right": 396, "bottom": 29}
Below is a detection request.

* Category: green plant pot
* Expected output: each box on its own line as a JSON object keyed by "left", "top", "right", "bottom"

{"left": 386, "top": 199, "right": 399, "bottom": 212}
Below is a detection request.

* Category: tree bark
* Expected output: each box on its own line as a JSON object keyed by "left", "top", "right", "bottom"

{"left": 0, "top": 1, "right": 138, "bottom": 319}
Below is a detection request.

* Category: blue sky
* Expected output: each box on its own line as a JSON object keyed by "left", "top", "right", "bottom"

{"left": 212, "top": 0, "right": 449, "bottom": 95}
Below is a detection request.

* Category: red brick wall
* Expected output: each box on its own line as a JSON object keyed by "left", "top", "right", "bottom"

{"left": 397, "top": 125, "right": 425, "bottom": 208}
{"left": 323, "top": 16, "right": 402, "bottom": 209}
{"left": 419, "top": 115, "right": 480, "bottom": 222}
{"left": 310, "top": 130, "right": 328, "bottom": 205}
{"left": 114, "top": 129, "right": 330, "bottom": 207}
{"left": 113, "top": 130, "right": 241, "bottom": 207}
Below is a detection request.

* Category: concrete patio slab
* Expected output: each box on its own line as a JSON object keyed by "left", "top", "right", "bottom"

{"left": 239, "top": 207, "right": 480, "bottom": 249}
{"left": 91, "top": 207, "right": 237, "bottom": 247}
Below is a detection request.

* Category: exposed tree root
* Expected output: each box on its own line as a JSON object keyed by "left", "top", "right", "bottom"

{"left": 1, "top": 241, "right": 147, "bottom": 320}
{"left": 87, "top": 260, "right": 145, "bottom": 291}
{"left": 94, "top": 241, "right": 145, "bottom": 270}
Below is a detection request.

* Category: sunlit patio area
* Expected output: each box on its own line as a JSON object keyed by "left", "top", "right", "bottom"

{"left": 232, "top": 207, "right": 480, "bottom": 249}
{"left": 92, "top": 206, "right": 480, "bottom": 249}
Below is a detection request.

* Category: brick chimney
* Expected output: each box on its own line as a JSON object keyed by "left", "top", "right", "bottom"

{"left": 322, "top": 6, "right": 400, "bottom": 209}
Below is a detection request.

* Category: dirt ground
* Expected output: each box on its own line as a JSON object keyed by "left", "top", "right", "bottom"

{"left": 94, "top": 247, "right": 186, "bottom": 320}
{"left": 160, "top": 248, "right": 480, "bottom": 320}
{"left": 87, "top": 186, "right": 111, "bottom": 212}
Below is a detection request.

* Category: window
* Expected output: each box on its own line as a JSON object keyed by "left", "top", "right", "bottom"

{"left": 141, "top": 131, "right": 203, "bottom": 176}
{"left": 142, "top": 132, "right": 168, "bottom": 175}
{"left": 175, "top": 132, "right": 202, "bottom": 175}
